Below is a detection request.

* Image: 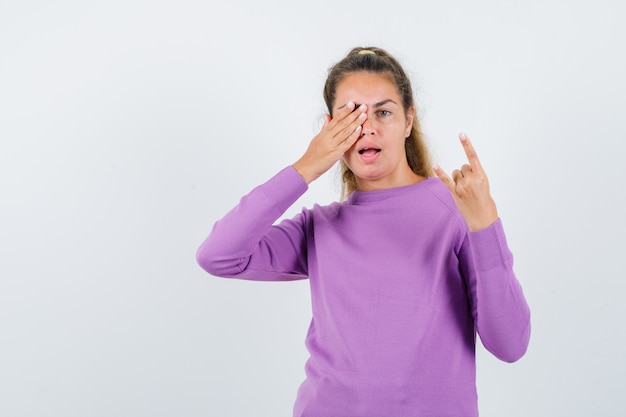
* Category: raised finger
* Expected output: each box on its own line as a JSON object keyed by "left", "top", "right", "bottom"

{"left": 459, "top": 133, "right": 484, "bottom": 173}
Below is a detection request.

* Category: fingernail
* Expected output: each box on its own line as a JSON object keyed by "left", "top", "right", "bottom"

{"left": 432, "top": 164, "right": 439, "bottom": 171}
{"left": 459, "top": 132, "right": 467, "bottom": 141}
{"left": 347, "top": 101, "right": 355, "bottom": 109}
{"left": 359, "top": 104, "right": 367, "bottom": 111}
{"left": 359, "top": 112, "right": 366, "bottom": 120}
{"left": 355, "top": 125, "right": 362, "bottom": 132}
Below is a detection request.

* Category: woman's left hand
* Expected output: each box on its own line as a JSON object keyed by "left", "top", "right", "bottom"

{"left": 433, "top": 133, "right": 499, "bottom": 232}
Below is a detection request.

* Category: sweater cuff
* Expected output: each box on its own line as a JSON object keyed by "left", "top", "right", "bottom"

{"left": 258, "top": 166, "right": 309, "bottom": 214}
{"left": 467, "top": 219, "right": 514, "bottom": 271}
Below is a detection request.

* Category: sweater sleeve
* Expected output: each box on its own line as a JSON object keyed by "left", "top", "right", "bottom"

{"left": 459, "top": 219, "right": 531, "bottom": 362}
{"left": 196, "top": 166, "right": 310, "bottom": 281}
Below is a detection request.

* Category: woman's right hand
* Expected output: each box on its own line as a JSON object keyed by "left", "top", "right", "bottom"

{"left": 293, "top": 102, "right": 368, "bottom": 184}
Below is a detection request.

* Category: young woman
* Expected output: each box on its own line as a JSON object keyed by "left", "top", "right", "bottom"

{"left": 197, "top": 46, "right": 530, "bottom": 417}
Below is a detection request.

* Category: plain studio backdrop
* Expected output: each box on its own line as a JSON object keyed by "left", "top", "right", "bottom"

{"left": 1, "top": 0, "right": 624, "bottom": 416}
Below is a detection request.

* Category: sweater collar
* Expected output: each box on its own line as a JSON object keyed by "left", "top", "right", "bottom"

{"left": 346, "top": 177, "right": 438, "bottom": 205}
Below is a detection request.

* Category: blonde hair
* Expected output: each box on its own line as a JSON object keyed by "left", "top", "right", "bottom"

{"left": 323, "top": 47, "right": 432, "bottom": 200}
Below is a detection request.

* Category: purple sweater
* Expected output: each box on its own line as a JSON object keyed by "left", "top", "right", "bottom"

{"left": 197, "top": 166, "right": 530, "bottom": 417}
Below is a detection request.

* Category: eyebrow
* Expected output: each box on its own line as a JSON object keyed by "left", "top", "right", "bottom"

{"left": 372, "top": 99, "right": 398, "bottom": 108}
{"left": 336, "top": 99, "right": 398, "bottom": 111}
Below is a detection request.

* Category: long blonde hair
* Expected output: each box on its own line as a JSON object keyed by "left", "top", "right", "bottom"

{"left": 323, "top": 47, "right": 432, "bottom": 200}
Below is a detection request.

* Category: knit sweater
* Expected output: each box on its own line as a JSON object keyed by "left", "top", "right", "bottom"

{"left": 196, "top": 166, "right": 531, "bottom": 417}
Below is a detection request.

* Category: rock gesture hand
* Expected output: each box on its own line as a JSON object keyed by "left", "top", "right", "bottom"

{"left": 433, "top": 133, "right": 499, "bottom": 232}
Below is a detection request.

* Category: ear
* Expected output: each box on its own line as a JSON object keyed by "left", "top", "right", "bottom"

{"left": 405, "top": 106, "right": 415, "bottom": 137}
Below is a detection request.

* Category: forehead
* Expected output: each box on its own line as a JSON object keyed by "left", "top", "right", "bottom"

{"left": 334, "top": 72, "right": 400, "bottom": 108}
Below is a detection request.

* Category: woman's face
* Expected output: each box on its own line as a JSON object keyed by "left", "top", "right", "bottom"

{"left": 334, "top": 71, "right": 417, "bottom": 191}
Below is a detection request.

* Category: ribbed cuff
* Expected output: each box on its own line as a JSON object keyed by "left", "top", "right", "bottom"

{"left": 258, "top": 166, "right": 309, "bottom": 214}
{"left": 467, "top": 219, "right": 514, "bottom": 271}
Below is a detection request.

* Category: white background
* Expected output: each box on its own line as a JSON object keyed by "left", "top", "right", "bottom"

{"left": 1, "top": 1, "right": 625, "bottom": 416}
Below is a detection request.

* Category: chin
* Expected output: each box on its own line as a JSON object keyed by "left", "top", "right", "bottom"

{"left": 353, "top": 170, "right": 387, "bottom": 184}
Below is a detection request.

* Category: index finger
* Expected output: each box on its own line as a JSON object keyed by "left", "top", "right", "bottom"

{"left": 459, "top": 132, "right": 484, "bottom": 173}
{"left": 330, "top": 101, "right": 366, "bottom": 124}
{"left": 335, "top": 101, "right": 356, "bottom": 115}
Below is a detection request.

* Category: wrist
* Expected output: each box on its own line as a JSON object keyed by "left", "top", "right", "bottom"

{"left": 292, "top": 159, "right": 318, "bottom": 184}
{"left": 466, "top": 199, "right": 499, "bottom": 232}
{"left": 468, "top": 216, "right": 499, "bottom": 232}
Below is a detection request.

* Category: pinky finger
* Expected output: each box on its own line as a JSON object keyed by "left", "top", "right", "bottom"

{"left": 433, "top": 164, "right": 455, "bottom": 192}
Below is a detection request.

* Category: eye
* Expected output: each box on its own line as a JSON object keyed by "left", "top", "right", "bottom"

{"left": 377, "top": 110, "right": 391, "bottom": 117}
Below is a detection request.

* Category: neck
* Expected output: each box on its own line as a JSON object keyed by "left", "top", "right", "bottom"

{"left": 355, "top": 169, "right": 425, "bottom": 192}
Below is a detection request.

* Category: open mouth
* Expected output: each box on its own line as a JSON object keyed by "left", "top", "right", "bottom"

{"left": 358, "top": 147, "right": 381, "bottom": 157}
